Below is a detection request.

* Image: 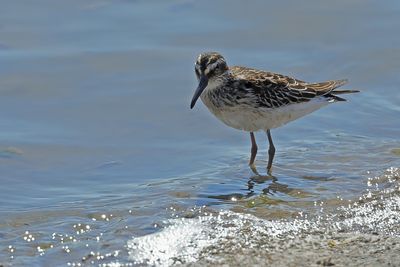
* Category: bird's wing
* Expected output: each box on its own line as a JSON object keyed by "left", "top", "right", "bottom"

{"left": 231, "top": 66, "right": 348, "bottom": 108}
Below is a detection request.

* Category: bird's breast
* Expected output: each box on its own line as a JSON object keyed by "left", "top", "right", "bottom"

{"left": 200, "top": 89, "right": 260, "bottom": 131}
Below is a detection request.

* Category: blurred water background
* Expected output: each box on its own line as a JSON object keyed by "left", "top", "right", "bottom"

{"left": 0, "top": 0, "right": 399, "bottom": 265}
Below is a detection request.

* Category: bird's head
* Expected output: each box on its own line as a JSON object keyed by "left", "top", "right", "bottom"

{"left": 190, "top": 52, "right": 229, "bottom": 109}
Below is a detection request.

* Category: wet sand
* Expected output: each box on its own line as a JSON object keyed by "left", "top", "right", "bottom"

{"left": 191, "top": 233, "right": 400, "bottom": 267}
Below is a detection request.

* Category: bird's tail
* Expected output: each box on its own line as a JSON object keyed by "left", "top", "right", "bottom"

{"left": 329, "top": 88, "right": 360, "bottom": 101}
{"left": 308, "top": 78, "right": 359, "bottom": 102}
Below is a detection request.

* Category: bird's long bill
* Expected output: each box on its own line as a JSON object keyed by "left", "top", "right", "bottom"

{"left": 190, "top": 74, "right": 208, "bottom": 109}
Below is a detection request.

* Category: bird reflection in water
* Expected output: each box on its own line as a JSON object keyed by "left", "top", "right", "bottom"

{"left": 207, "top": 173, "right": 300, "bottom": 203}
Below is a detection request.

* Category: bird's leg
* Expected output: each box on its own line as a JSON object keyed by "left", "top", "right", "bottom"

{"left": 249, "top": 132, "right": 258, "bottom": 174}
{"left": 266, "top": 129, "right": 275, "bottom": 175}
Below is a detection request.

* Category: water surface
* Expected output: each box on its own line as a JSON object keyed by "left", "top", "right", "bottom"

{"left": 0, "top": 0, "right": 399, "bottom": 266}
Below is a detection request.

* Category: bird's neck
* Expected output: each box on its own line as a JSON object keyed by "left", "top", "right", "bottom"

{"left": 205, "top": 72, "right": 233, "bottom": 92}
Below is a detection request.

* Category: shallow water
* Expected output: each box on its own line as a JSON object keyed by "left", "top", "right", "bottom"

{"left": 0, "top": 0, "right": 399, "bottom": 266}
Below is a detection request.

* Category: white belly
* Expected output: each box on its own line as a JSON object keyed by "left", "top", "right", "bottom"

{"left": 202, "top": 97, "right": 331, "bottom": 132}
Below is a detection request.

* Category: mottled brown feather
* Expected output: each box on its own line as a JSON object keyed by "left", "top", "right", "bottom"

{"left": 230, "top": 66, "right": 354, "bottom": 107}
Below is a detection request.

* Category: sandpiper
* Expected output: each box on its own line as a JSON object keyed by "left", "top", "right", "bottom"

{"left": 190, "top": 52, "right": 359, "bottom": 175}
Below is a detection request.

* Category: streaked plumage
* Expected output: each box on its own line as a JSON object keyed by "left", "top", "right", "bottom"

{"left": 190, "top": 52, "right": 359, "bottom": 174}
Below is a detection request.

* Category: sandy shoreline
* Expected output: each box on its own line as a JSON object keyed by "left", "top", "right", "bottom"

{"left": 190, "top": 232, "right": 400, "bottom": 266}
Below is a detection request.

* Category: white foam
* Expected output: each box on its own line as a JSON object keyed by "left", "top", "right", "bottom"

{"left": 127, "top": 216, "right": 214, "bottom": 266}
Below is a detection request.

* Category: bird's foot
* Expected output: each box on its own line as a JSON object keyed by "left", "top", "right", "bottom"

{"left": 267, "top": 166, "right": 273, "bottom": 176}
{"left": 249, "top": 163, "right": 260, "bottom": 176}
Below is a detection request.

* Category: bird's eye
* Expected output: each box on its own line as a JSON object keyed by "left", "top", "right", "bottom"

{"left": 212, "top": 65, "right": 220, "bottom": 72}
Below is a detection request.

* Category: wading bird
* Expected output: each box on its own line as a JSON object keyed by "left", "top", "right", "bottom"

{"left": 190, "top": 52, "right": 358, "bottom": 175}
